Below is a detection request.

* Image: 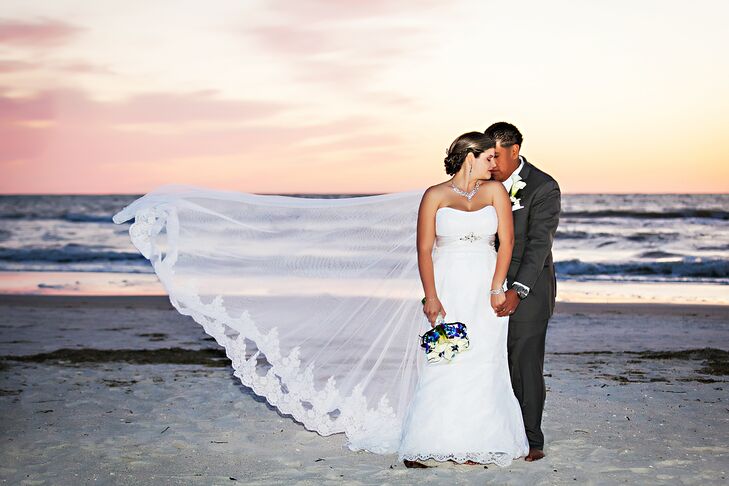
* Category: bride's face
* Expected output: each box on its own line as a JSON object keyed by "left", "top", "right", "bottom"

{"left": 472, "top": 148, "right": 496, "bottom": 180}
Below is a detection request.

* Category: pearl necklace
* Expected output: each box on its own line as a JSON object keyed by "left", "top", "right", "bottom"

{"left": 450, "top": 180, "right": 481, "bottom": 201}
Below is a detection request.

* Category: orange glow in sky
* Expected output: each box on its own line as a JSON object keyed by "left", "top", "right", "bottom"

{"left": 1, "top": 0, "right": 728, "bottom": 194}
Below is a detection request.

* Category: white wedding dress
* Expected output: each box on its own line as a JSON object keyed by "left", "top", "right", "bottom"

{"left": 112, "top": 185, "right": 528, "bottom": 467}
{"left": 397, "top": 205, "right": 529, "bottom": 465}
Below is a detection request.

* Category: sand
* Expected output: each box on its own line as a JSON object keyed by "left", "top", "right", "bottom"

{"left": 0, "top": 295, "right": 727, "bottom": 485}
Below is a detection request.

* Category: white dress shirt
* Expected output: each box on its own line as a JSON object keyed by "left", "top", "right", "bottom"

{"left": 501, "top": 155, "right": 530, "bottom": 295}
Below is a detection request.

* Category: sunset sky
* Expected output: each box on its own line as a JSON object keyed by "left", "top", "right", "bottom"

{"left": 1, "top": 0, "right": 727, "bottom": 194}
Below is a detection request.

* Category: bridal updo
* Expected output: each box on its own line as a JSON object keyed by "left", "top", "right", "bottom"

{"left": 444, "top": 132, "right": 496, "bottom": 176}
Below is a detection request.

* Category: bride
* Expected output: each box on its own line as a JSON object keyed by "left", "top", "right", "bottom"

{"left": 398, "top": 132, "right": 529, "bottom": 467}
{"left": 111, "top": 131, "right": 528, "bottom": 469}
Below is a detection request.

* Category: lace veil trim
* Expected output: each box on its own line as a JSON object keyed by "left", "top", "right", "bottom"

{"left": 113, "top": 184, "right": 428, "bottom": 454}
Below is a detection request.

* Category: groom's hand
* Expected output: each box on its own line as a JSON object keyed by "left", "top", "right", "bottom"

{"left": 495, "top": 289, "right": 520, "bottom": 317}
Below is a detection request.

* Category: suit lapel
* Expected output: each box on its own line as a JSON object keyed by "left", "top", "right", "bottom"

{"left": 511, "top": 157, "right": 533, "bottom": 235}
{"left": 518, "top": 155, "right": 533, "bottom": 182}
{"left": 495, "top": 157, "right": 533, "bottom": 250}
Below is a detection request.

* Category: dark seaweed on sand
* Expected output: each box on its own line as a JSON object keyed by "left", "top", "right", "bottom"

{"left": 0, "top": 347, "right": 230, "bottom": 367}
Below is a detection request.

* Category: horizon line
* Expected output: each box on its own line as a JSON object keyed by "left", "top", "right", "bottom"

{"left": 1, "top": 191, "right": 728, "bottom": 197}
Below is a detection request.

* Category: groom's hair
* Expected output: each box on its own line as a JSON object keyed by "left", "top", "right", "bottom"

{"left": 484, "top": 122, "right": 523, "bottom": 148}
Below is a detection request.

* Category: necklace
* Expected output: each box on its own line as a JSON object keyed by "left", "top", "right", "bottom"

{"left": 450, "top": 180, "right": 481, "bottom": 201}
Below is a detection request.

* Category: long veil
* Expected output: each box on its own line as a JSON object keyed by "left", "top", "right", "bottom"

{"left": 112, "top": 184, "right": 429, "bottom": 454}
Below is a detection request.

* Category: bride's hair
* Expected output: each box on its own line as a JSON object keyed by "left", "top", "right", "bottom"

{"left": 444, "top": 132, "right": 496, "bottom": 176}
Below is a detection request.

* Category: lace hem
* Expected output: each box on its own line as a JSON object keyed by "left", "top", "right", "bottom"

{"left": 125, "top": 205, "right": 403, "bottom": 454}
{"left": 399, "top": 451, "right": 515, "bottom": 467}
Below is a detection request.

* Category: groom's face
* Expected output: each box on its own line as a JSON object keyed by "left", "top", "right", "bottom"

{"left": 490, "top": 141, "right": 520, "bottom": 182}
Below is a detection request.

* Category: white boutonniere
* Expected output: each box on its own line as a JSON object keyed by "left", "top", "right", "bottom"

{"left": 509, "top": 174, "right": 527, "bottom": 211}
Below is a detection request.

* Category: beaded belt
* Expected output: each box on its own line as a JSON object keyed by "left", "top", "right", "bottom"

{"left": 436, "top": 233, "right": 496, "bottom": 249}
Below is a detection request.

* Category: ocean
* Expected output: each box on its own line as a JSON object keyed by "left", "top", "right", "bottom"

{"left": 0, "top": 193, "right": 727, "bottom": 300}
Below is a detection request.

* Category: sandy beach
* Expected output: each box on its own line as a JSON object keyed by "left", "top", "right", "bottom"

{"left": 1, "top": 295, "right": 727, "bottom": 485}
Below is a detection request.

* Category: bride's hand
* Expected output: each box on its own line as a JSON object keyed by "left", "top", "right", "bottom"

{"left": 423, "top": 297, "right": 446, "bottom": 327}
{"left": 490, "top": 292, "right": 506, "bottom": 312}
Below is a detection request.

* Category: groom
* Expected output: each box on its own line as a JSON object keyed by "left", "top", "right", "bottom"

{"left": 485, "top": 122, "right": 561, "bottom": 462}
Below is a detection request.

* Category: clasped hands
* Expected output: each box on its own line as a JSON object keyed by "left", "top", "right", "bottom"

{"left": 493, "top": 288, "right": 521, "bottom": 317}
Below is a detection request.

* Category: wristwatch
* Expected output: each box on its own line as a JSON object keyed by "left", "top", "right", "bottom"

{"left": 511, "top": 282, "right": 529, "bottom": 300}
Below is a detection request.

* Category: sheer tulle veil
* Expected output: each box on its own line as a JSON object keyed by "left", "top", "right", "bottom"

{"left": 112, "top": 184, "right": 430, "bottom": 453}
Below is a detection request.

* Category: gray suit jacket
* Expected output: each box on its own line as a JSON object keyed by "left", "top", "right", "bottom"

{"left": 495, "top": 157, "right": 561, "bottom": 323}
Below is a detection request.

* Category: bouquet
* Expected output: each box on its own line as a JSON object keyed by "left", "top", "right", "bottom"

{"left": 419, "top": 298, "right": 470, "bottom": 363}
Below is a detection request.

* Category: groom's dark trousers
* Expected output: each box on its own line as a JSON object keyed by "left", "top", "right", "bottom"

{"left": 496, "top": 157, "right": 561, "bottom": 451}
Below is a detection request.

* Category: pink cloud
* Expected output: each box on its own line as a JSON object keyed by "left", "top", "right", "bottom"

{"left": 248, "top": 26, "right": 332, "bottom": 56}
{"left": 0, "top": 59, "right": 36, "bottom": 73}
{"left": 0, "top": 86, "right": 286, "bottom": 125}
{"left": 0, "top": 86, "right": 297, "bottom": 175}
{"left": 303, "top": 132, "right": 403, "bottom": 152}
{"left": 0, "top": 86, "right": 404, "bottom": 193}
{"left": 0, "top": 57, "right": 114, "bottom": 75}
{"left": 247, "top": 24, "right": 429, "bottom": 92}
{"left": 245, "top": 3, "right": 435, "bottom": 91}
{"left": 0, "top": 121, "right": 50, "bottom": 161}
{"left": 249, "top": 23, "right": 425, "bottom": 61}
{"left": 0, "top": 86, "right": 54, "bottom": 122}
{"left": 359, "top": 91, "right": 420, "bottom": 109}
{"left": 0, "top": 17, "right": 83, "bottom": 46}
{"left": 55, "top": 61, "right": 116, "bottom": 75}
{"left": 264, "top": 0, "right": 444, "bottom": 23}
